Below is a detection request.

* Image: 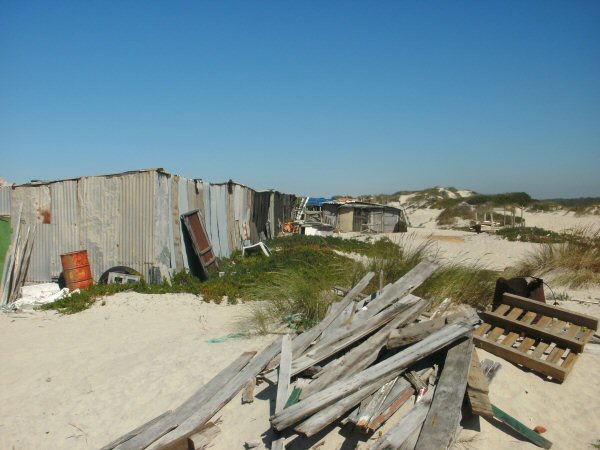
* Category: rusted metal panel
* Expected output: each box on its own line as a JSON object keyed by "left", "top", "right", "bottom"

{"left": 181, "top": 210, "right": 218, "bottom": 279}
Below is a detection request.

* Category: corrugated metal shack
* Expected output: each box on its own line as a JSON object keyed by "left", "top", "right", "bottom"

{"left": 323, "top": 201, "right": 408, "bottom": 233}
{"left": 0, "top": 186, "right": 11, "bottom": 217}
{"left": 7, "top": 169, "right": 295, "bottom": 283}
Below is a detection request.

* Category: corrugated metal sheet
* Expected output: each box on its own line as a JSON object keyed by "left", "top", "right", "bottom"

{"left": 0, "top": 186, "right": 11, "bottom": 216}
{"left": 7, "top": 169, "right": 295, "bottom": 282}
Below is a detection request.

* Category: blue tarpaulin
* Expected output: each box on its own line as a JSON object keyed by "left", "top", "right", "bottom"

{"left": 306, "top": 197, "right": 335, "bottom": 207}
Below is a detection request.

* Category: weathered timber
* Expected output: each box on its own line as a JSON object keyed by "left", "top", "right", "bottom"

{"left": 414, "top": 335, "right": 474, "bottom": 450}
{"left": 366, "top": 368, "right": 434, "bottom": 432}
{"left": 491, "top": 404, "right": 553, "bottom": 449}
{"left": 272, "top": 335, "right": 292, "bottom": 450}
{"left": 474, "top": 336, "right": 567, "bottom": 381}
{"left": 264, "top": 296, "right": 420, "bottom": 384}
{"left": 149, "top": 337, "right": 283, "bottom": 450}
{"left": 430, "top": 298, "right": 451, "bottom": 319}
{"left": 355, "top": 377, "right": 398, "bottom": 429}
{"left": 294, "top": 376, "right": 392, "bottom": 437}
{"left": 301, "top": 299, "right": 430, "bottom": 398}
{"left": 371, "top": 388, "right": 435, "bottom": 450}
{"left": 502, "top": 293, "right": 598, "bottom": 330}
{"left": 271, "top": 323, "right": 472, "bottom": 431}
{"left": 242, "top": 378, "right": 256, "bottom": 404}
{"left": 99, "top": 411, "right": 173, "bottom": 450}
{"left": 466, "top": 349, "right": 493, "bottom": 418}
{"left": 113, "top": 352, "right": 256, "bottom": 450}
{"left": 387, "top": 312, "right": 475, "bottom": 349}
{"left": 263, "top": 272, "right": 374, "bottom": 375}
{"left": 186, "top": 423, "right": 220, "bottom": 450}
{"left": 481, "top": 311, "right": 585, "bottom": 352}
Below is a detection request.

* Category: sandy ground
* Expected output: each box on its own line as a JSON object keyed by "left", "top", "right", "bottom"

{"left": 2, "top": 210, "right": 600, "bottom": 450}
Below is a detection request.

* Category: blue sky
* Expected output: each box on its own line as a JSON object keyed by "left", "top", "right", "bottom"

{"left": 1, "top": 1, "right": 599, "bottom": 198}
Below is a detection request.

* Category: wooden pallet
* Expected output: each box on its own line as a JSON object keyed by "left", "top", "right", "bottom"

{"left": 474, "top": 293, "right": 598, "bottom": 382}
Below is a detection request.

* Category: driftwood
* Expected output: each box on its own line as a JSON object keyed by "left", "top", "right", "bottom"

{"left": 414, "top": 335, "right": 474, "bottom": 450}
{"left": 186, "top": 423, "right": 221, "bottom": 450}
{"left": 113, "top": 352, "right": 256, "bottom": 450}
{"left": 272, "top": 335, "right": 292, "bottom": 450}
{"left": 466, "top": 349, "right": 493, "bottom": 417}
{"left": 242, "top": 378, "right": 256, "bottom": 404}
{"left": 148, "top": 337, "right": 283, "bottom": 450}
{"left": 301, "top": 299, "right": 430, "bottom": 398}
{"left": 99, "top": 411, "right": 173, "bottom": 450}
{"left": 271, "top": 323, "right": 472, "bottom": 431}
{"left": 387, "top": 312, "right": 473, "bottom": 349}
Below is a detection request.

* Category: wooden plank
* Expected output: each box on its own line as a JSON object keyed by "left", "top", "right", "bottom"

{"left": 474, "top": 336, "right": 566, "bottom": 381}
{"left": 265, "top": 295, "right": 421, "bottom": 384}
{"left": 501, "top": 311, "right": 536, "bottom": 347}
{"left": 113, "top": 352, "right": 256, "bottom": 450}
{"left": 481, "top": 311, "right": 585, "bottom": 352}
{"left": 486, "top": 307, "right": 523, "bottom": 343}
{"left": 148, "top": 337, "right": 283, "bottom": 450}
{"left": 503, "top": 293, "right": 598, "bottom": 330}
{"left": 294, "top": 376, "right": 391, "bottom": 437}
{"left": 371, "top": 388, "right": 435, "bottom": 450}
{"left": 467, "top": 349, "right": 493, "bottom": 418}
{"left": 263, "top": 272, "right": 375, "bottom": 374}
{"left": 271, "top": 323, "right": 472, "bottom": 431}
{"left": 491, "top": 404, "right": 553, "bottom": 449}
{"left": 242, "top": 378, "right": 256, "bottom": 404}
{"left": 518, "top": 316, "right": 552, "bottom": 353}
{"left": 186, "top": 423, "right": 220, "bottom": 450}
{"left": 355, "top": 377, "right": 398, "bottom": 428}
{"left": 474, "top": 322, "right": 492, "bottom": 337}
{"left": 272, "top": 334, "right": 292, "bottom": 450}
{"left": 99, "top": 411, "right": 173, "bottom": 450}
{"left": 414, "top": 336, "right": 474, "bottom": 450}
{"left": 301, "top": 299, "right": 430, "bottom": 398}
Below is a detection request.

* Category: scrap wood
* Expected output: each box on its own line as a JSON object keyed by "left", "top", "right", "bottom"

{"left": 112, "top": 352, "right": 256, "bottom": 450}
{"left": 147, "top": 337, "right": 283, "bottom": 450}
{"left": 99, "top": 411, "right": 173, "bottom": 450}
{"left": 490, "top": 404, "right": 552, "bottom": 449}
{"left": 264, "top": 294, "right": 422, "bottom": 384}
{"left": 271, "top": 323, "right": 472, "bottom": 431}
{"left": 186, "top": 422, "right": 221, "bottom": 450}
{"left": 364, "top": 368, "right": 434, "bottom": 433}
{"left": 466, "top": 349, "right": 493, "bottom": 418}
{"left": 263, "top": 272, "right": 375, "bottom": 374}
{"left": 272, "top": 334, "right": 292, "bottom": 450}
{"left": 370, "top": 387, "right": 435, "bottom": 450}
{"left": 355, "top": 377, "right": 398, "bottom": 429}
{"left": 414, "top": 335, "right": 474, "bottom": 450}
{"left": 242, "top": 378, "right": 256, "bottom": 404}
{"left": 300, "top": 299, "right": 430, "bottom": 398}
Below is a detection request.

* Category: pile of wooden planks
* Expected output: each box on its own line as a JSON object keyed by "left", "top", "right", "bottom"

{"left": 474, "top": 292, "right": 598, "bottom": 382}
{"left": 0, "top": 209, "right": 37, "bottom": 306}
{"left": 102, "top": 260, "right": 559, "bottom": 450}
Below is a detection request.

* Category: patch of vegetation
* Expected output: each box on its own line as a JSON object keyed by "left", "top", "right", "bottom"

{"left": 512, "top": 228, "right": 600, "bottom": 287}
{"left": 415, "top": 263, "right": 498, "bottom": 310}
{"left": 496, "top": 227, "right": 567, "bottom": 244}
{"left": 0, "top": 217, "right": 11, "bottom": 277}
{"left": 436, "top": 204, "right": 474, "bottom": 225}
{"left": 465, "top": 192, "right": 532, "bottom": 207}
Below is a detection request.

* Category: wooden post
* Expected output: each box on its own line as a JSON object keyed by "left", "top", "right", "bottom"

{"left": 272, "top": 335, "right": 292, "bottom": 450}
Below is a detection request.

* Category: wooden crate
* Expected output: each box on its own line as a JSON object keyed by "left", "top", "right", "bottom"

{"left": 474, "top": 293, "right": 598, "bottom": 382}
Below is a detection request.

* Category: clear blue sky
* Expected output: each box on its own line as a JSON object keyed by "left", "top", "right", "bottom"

{"left": 1, "top": 1, "right": 599, "bottom": 198}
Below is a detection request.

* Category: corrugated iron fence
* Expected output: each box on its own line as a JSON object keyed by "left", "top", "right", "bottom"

{"left": 7, "top": 169, "right": 295, "bottom": 283}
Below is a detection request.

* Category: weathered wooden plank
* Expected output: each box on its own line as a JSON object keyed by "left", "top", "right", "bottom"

{"left": 518, "top": 316, "right": 552, "bottom": 353}
{"left": 414, "top": 336, "right": 474, "bottom": 450}
{"left": 466, "top": 349, "right": 493, "bottom": 418}
{"left": 474, "top": 336, "right": 567, "bottom": 381}
{"left": 265, "top": 296, "right": 421, "bottom": 384}
{"left": 186, "top": 423, "right": 220, "bottom": 450}
{"left": 271, "top": 323, "right": 472, "bottom": 431}
{"left": 301, "top": 299, "right": 430, "bottom": 398}
{"left": 242, "top": 378, "right": 256, "bottom": 404}
{"left": 491, "top": 404, "right": 553, "bottom": 449}
{"left": 294, "top": 376, "right": 391, "bottom": 437}
{"left": 113, "top": 352, "right": 256, "bottom": 450}
{"left": 263, "top": 272, "right": 375, "bottom": 374}
{"left": 272, "top": 334, "right": 292, "bottom": 450}
{"left": 371, "top": 388, "right": 435, "bottom": 450}
{"left": 149, "top": 338, "right": 283, "bottom": 450}
{"left": 387, "top": 312, "right": 474, "bottom": 349}
{"left": 481, "top": 311, "right": 585, "bottom": 352}
{"left": 355, "top": 377, "right": 398, "bottom": 428}
{"left": 502, "top": 293, "right": 598, "bottom": 330}
{"left": 99, "top": 411, "right": 173, "bottom": 450}
{"left": 501, "top": 310, "right": 536, "bottom": 347}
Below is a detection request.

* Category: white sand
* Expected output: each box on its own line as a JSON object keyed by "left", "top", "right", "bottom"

{"left": 2, "top": 210, "right": 600, "bottom": 450}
